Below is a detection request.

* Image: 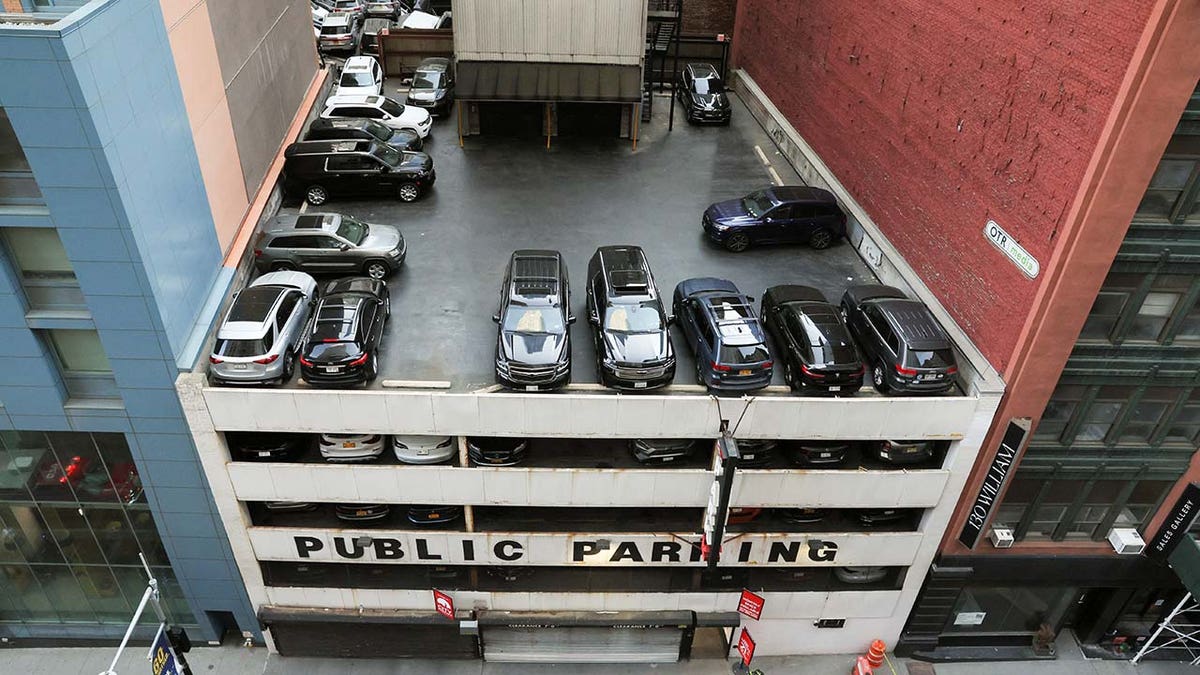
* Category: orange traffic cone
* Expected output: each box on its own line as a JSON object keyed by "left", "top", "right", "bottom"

{"left": 851, "top": 655, "right": 873, "bottom": 675}
{"left": 866, "top": 639, "right": 886, "bottom": 668}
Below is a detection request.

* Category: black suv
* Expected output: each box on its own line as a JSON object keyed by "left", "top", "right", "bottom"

{"left": 840, "top": 285, "right": 958, "bottom": 394}
{"left": 281, "top": 140, "right": 435, "bottom": 205}
{"left": 703, "top": 186, "right": 847, "bottom": 253}
{"left": 761, "top": 285, "right": 863, "bottom": 394}
{"left": 493, "top": 250, "right": 573, "bottom": 391}
{"left": 585, "top": 246, "right": 675, "bottom": 390}
{"left": 305, "top": 118, "right": 422, "bottom": 152}
{"left": 677, "top": 62, "right": 731, "bottom": 124}
{"left": 467, "top": 437, "right": 529, "bottom": 466}
{"left": 299, "top": 277, "right": 390, "bottom": 386}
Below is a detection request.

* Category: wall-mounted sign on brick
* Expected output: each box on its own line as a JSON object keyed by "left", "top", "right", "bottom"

{"left": 984, "top": 220, "right": 1040, "bottom": 279}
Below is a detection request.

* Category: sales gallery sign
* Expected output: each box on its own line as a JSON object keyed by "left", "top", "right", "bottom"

{"left": 247, "top": 529, "right": 923, "bottom": 567}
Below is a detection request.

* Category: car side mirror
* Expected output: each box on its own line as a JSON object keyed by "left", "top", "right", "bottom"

{"left": 339, "top": 243, "right": 351, "bottom": 251}
{"left": 567, "top": 314, "right": 577, "bottom": 325}
{"left": 402, "top": 77, "right": 412, "bottom": 85}
{"left": 588, "top": 312, "right": 599, "bottom": 325}
{"left": 665, "top": 314, "right": 675, "bottom": 325}
{"left": 492, "top": 312, "right": 500, "bottom": 323}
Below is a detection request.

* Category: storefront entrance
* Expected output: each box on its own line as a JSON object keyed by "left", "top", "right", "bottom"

{"left": 478, "top": 611, "right": 694, "bottom": 663}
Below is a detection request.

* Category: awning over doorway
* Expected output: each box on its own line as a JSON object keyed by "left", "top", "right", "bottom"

{"left": 456, "top": 61, "right": 643, "bottom": 103}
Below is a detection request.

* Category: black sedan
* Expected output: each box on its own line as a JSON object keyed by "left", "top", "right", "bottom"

{"left": 467, "top": 437, "right": 529, "bottom": 466}
{"left": 407, "top": 505, "right": 463, "bottom": 525}
{"left": 299, "top": 277, "right": 389, "bottom": 386}
{"left": 226, "top": 432, "right": 306, "bottom": 460}
{"left": 702, "top": 186, "right": 847, "bottom": 252}
{"left": 335, "top": 503, "right": 391, "bottom": 522}
{"left": 761, "top": 285, "right": 864, "bottom": 394}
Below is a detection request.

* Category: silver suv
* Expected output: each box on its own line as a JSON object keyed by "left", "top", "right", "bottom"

{"left": 254, "top": 213, "right": 406, "bottom": 280}
{"left": 209, "top": 271, "right": 318, "bottom": 385}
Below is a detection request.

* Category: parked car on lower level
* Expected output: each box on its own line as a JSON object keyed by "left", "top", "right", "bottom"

{"left": 305, "top": 117, "right": 422, "bottom": 152}
{"left": 467, "top": 437, "right": 528, "bottom": 466}
{"left": 855, "top": 509, "right": 909, "bottom": 528}
{"left": 319, "top": 433, "right": 385, "bottom": 462}
{"left": 264, "top": 502, "right": 319, "bottom": 513}
{"left": 226, "top": 432, "right": 307, "bottom": 461}
{"left": 392, "top": 435, "right": 455, "bottom": 464}
{"left": 282, "top": 140, "right": 435, "bottom": 205}
{"left": 331, "top": 0, "right": 366, "bottom": 19}
{"left": 735, "top": 439, "right": 777, "bottom": 467}
{"left": 840, "top": 285, "right": 959, "bottom": 395}
{"left": 673, "top": 278, "right": 772, "bottom": 392}
{"left": 778, "top": 507, "right": 830, "bottom": 525}
{"left": 300, "top": 277, "right": 390, "bottom": 386}
{"left": 405, "top": 57, "right": 455, "bottom": 115}
{"left": 874, "top": 439, "right": 935, "bottom": 465}
{"left": 493, "top": 250, "right": 573, "bottom": 391}
{"left": 677, "top": 62, "right": 731, "bottom": 124}
{"left": 727, "top": 507, "right": 762, "bottom": 525}
{"left": 321, "top": 94, "right": 433, "bottom": 138}
{"left": 586, "top": 246, "right": 674, "bottom": 391}
{"left": 317, "top": 13, "right": 359, "bottom": 53}
{"left": 407, "top": 505, "right": 462, "bottom": 525}
{"left": 334, "top": 503, "right": 390, "bottom": 522}
{"left": 209, "top": 271, "right": 318, "bottom": 386}
{"left": 629, "top": 438, "right": 698, "bottom": 464}
{"left": 255, "top": 213, "right": 406, "bottom": 280}
{"left": 761, "top": 285, "right": 863, "bottom": 394}
{"left": 835, "top": 566, "right": 889, "bottom": 585}
{"left": 783, "top": 439, "right": 852, "bottom": 467}
{"left": 364, "top": 0, "right": 401, "bottom": 19}
{"left": 703, "top": 186, "right": 847, "bottom": 252}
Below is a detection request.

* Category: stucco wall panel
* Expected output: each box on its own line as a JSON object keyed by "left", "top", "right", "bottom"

{"left": 732, "top": 0, "right": 1156, "bottom": 372}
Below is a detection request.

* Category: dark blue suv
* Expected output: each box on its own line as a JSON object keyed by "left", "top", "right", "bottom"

{"left": 672, "top": 278, "right": 773, "bottom": 391}
{"left": 702, "top": 186, "right": 847, "bottom": 252}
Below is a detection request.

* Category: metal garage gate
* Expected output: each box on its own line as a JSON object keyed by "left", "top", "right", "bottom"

{"left": 260, "top": 607, "right": 479, "bottom": 659}
{"left": 479, "top": 611, "right": 693, "bottom": 663}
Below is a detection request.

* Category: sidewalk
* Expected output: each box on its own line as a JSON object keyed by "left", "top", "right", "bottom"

{"left": 3, "top": 633, "right": 1196, "bottom": 675}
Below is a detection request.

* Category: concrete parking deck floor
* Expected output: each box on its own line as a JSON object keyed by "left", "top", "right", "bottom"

{"left": 274, "top": 92, "right": 877, "bottom": 390}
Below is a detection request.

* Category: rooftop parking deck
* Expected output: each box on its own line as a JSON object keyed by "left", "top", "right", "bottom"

{"left": 254, "top": 94, "right": 881, "bottom": 392}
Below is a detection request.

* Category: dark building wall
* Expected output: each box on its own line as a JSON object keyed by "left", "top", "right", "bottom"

{"left": 731, "top": 0, "right": 1156, "bottom": 372}
{"left": 205, "top": 0, "right": 317, "bottom": 198}
{"left": 683, "top": 0, "right": 736, "bottom": 36}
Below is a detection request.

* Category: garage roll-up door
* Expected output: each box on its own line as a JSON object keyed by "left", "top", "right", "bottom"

{"left": 479, "top": 611, "right": 690, "bottom": 663}
{"left": 260, "top": 606, "right": 478, "bottom": 659}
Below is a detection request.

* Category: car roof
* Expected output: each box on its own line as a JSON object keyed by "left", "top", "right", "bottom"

{"left": 875, "top": 300, "right": 951, "bottom": 348}
{"left": 596, "top": 246, "right": 653, "bottom": 298}
{"left": 326, "top": 94, "right": 385, "bottom": 107}
{"left": 342, "top": 56, "right": 377, "bottom": 71}
{"left": 309, "top": 118, "right": 375, "bottom": 133}
{"left": 687, "top": 63, "right": 719, "bottom": 78}
{"left": 701, "top": 295, "right": 765, "bottom": 346}
{"left": 417, "top": 57, "right": 450, "bottom": 71}
{"left": 766, "top": 185, "right": 838, "bottom": 204}
{"left": 285, "top": 139, "right": 374, "bottom": 157}
{"left": 219, "top": 286, "right": 286, "bottom": 336}
{"left": 362, "top": 18, "right": 393, "bottom": 31}
{"left": 250, "top": 270, "right": 317, "bottom": 293}
{"left": 324, "top": 276, "right": 385, "bottom": 298}
{"left": 509, "top": 250, "right": 562, "bottom": 301}
{"left": 265, "top": 213, "right": 341, "bottom": 234}
{"left": 312, "top": 295, "right": 365, "bottom": 339}
{"left": 324, "top": 13, "right": 351, "bottom": 25}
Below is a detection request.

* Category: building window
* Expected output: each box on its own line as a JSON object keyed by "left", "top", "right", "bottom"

{"left": 1165, "top": 394, "right": 1200, "bottom": 445}
{"left": 0, "top": 109, "right": 43, "bottom": 207}
{"left": 0, "top": 431, "right": 192, "bottom": 629}
{"left": 943, "top": 586, "right": 1079, "bottom": 635}
{"left": 1075, "top": 390, "right": 1126, "bottom": 443}
{"left": 1, "top": 228, "right": 84, "bottom": 312}
{"left": 1001, "top": 474, "right": 1174, "bottom": 542}
{"left": 1176, "top": 297, "right": 1200, "bottom": 342}
{"left": 1137, "top": 158, "right": 1199, "bottom": 220}
{"left": 1034, "top": 385, "right": 1085, "bottom": 441}
{"left": 40, "top": 329, "right": 117, "bottom": 400}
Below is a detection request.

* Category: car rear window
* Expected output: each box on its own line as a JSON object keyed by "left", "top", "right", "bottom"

{"left": 905, "top": 349, "right": 955, "bottom": 369}
{"left": 321, "top": 25, "right": 349, "bottom": 35}
{"left": 340, "top": 71, "right": 376, "bottom": 88}
{"left": 719, "top": 344, "right": 769, "bottom": 365}
{"left": 214, "top": 338, "right": 269, "bottom": 358}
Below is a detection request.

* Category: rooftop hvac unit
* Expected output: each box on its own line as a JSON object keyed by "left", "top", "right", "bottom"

{"left": 988, "top": 526, "right": 1014, "bottom": 548}
{"left": 1108, "top": 527, "right": 1146, "bottom": 555}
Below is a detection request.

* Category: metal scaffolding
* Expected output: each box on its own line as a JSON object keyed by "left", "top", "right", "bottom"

{"left": 1132, "top": 592, "right": 1200, "bottom": 665}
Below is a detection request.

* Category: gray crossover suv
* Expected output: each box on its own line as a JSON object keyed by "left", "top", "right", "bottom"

{"left": 254, "top": 213, "right": 406, "bottom": 280}
{"left": 209, "top": 271, "right": 319, "bottom": 385}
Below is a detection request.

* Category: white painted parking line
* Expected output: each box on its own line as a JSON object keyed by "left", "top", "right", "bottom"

{"left": 768, "top": 166, "right": 783, "bottom": 185}
{"left": 381, "top": 379, "right": 453, "bottom": 389}
{"left": 472, "top": 384, "right": 505, "bottom": 393}
{"left": 753, "top": 144, "right": 770, "bottom": 165}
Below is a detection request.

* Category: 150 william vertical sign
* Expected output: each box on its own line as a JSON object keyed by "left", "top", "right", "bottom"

{"left": 959, "top": 420, "right": 1030, "bottom": 548}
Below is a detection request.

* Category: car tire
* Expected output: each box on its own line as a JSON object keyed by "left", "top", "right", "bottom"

{"left": 872, "top": 361, "right": 892, "bottom": 394}
{"left": 271, "top": 261, "right": 297, "bottom": 272}
{"left": 365, "top": 354, "right": 378, "bottom": 381}
{"left": 397, "top": 182, "right": 421, "bottom": 202}
{"left": 364, "top": 260, "right": 389, "bottom": 279}
{"left": 695, "top": 361, "right": 706, "bottom": 386}
{"left": 724, "top": 232, "right": 751, "bottom": 253}
{"left": 809, "top": 228, "right": 835, "bottom": 250}
{"left": 784, "top": 362, "right": 796, "bottom": 390}
{"left": 305, "top": 185, "right": 329, "bottom": 205}
{"left": 282, "top": 350, "right": 296, "bottom": 382}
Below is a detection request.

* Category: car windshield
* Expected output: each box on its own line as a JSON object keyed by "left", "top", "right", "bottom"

{"left": 503, "top": 307, "right": 565, "bottom": 334}
{"left": 214, "top": 338, "right": 267, "bottom": 358}
{"left": 335, "top": 217, "right": 368, "bottom": 245}
{"left": 719, "top": 344, "right": 770, "bottom": 365}
{"left": 373, "top": 143, "right": 402, "bottom": 166}
{"left": 695, "top": 76, "right": 724, "bottom": 94}
{"left": 379, "top": 98, "right": 405, "bottom": 117}
{"left": 905, "top": 348, "right": 956, "bottom": 369}
{"left": 604, "top": 303, "right": 663, "bottom": 333}
{"left": 412, "top": 71, "right": 443, "bottom": 89}
{"left": 742, "top": 191, "right": 774, "bottom": 218}
{"left": 362, "top": 120, "right": 393, "bottom": 140}
{"left": 340, "top": 71, "right": 376, "bottom": 88}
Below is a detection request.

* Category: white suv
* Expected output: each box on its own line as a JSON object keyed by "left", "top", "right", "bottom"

{"left": 335, "top": 56, "right": 383, "bottom": 98}
{"left": 321, "top": 94, "right": 432, "bottom": 138}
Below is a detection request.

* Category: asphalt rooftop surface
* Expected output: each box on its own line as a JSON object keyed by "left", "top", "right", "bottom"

{"left": 274, "top": 91, "right": 877, "bottom": 390}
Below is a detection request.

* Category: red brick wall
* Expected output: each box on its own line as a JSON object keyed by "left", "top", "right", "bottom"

{"left": 2, "top": 0, "right": 24, "bottom": 12}
{"left": 683, "top": 0, "right": 736, "bottom": 36}
{"left": 732, "top": 0, "right": 1156, "bottom": 373}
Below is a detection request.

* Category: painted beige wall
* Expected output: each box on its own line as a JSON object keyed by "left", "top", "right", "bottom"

{"left": 160, "top": 0, "right": 248, "bottom": 252}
